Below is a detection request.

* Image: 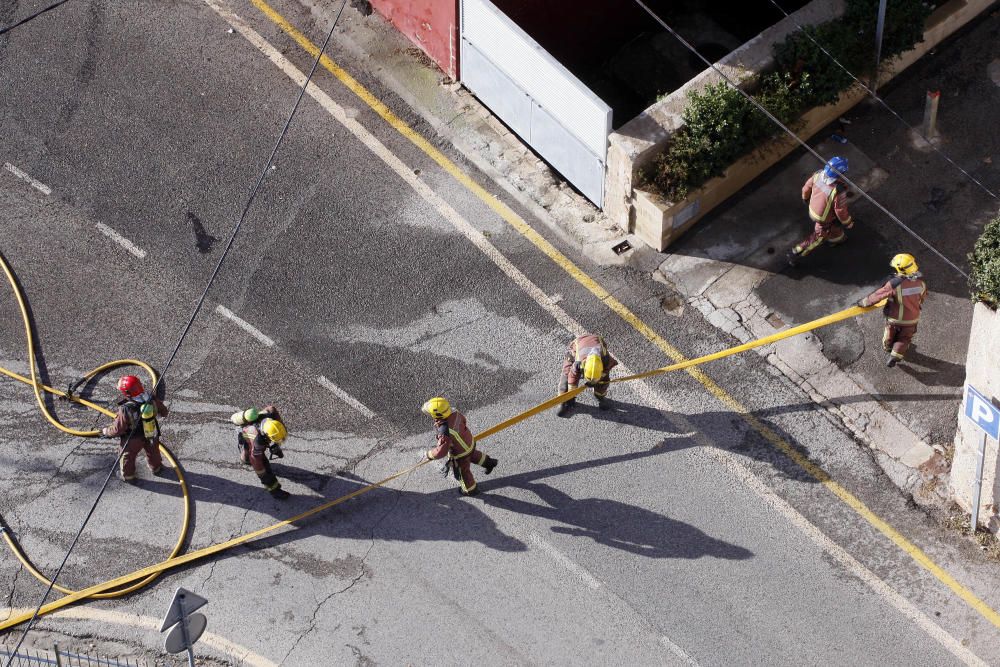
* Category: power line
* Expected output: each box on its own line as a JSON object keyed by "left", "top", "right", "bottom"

{"left": 0, "top": 0, "right": 73, "bottom": 36}
{"left": 766, "top": 0, "right": 998, "bottom": 202}
{"left": 632, "top": 0, "right": 970, "bottom": 281}
{"left": 3, "top": 0, "right": 349, "bottom": 661}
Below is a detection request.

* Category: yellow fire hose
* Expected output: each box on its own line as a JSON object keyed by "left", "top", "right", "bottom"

{"left": 0, "top": 254, "right": 193, "bottom": 602}
{"left": 0, "top": 247, "right": 875, "bottom": 631}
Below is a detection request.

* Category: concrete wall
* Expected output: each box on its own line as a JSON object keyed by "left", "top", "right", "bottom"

{"left": 370, "top": 0, "right": 458, "bottom": 78}
{"left": 951, "top": 302, "right": 1000, "bottom": 533}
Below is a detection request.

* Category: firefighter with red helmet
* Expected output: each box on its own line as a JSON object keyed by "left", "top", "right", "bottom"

{"left": 101, "top": 375, "right": 167, "bottom": 482}
{"left": 857, "top": 253, "right": 928, "bottom": 367}
{"left": 231, "top": 405, "right": 290, "bottom": 499}
{"left": 788, "top": 157, "right": 854, "bottom": 265}
{"left": 557, "top": 333, "right": 618, "bottom": 416}
{"left": 422, "top": 397, "right": 497, "bottom": 496}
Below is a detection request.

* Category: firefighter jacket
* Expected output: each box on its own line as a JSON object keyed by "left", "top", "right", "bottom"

{"left": 565, "top": 334, "right": 618, "bottom": 382}
{"left": 428, "top": 411, "right": 476, "bottom": 461}
{"left": 103, "top": 393, "right": 168, "bottom": 447}
{"left": 802, "top": 171, "right": 852, "bottom": 226}
{"left": 861, "top": 273, "right": 927, "bottom": 325}
{"left": 238, "top": 405, "right": 283, "bottom": 459}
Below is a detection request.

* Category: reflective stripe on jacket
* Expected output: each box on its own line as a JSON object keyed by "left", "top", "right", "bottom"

{"left": 862, "top": 274, "right": 927, "bottom": 325}
{"left": 802, "top": 172, "right": 852, "bottom": 225}
{"left": 429, "top": 411, "right": 476, "bottom": 460}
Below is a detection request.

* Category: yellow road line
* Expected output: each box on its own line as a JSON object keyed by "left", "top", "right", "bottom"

{"left": 250, "top": 0, "right": 1000, "bottom": 630}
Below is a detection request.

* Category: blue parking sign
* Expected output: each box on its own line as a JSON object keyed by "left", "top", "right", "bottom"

{"left": 964, "top": 385, "right": 1000, "bottom": 440}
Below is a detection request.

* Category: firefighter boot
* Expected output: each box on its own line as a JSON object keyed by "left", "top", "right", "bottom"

{"left": 269, "top": 487, "right": 291, "bottom": 500}
{"left": 885, "top": 353, "right": 899, "bottom": 368}
{"left": 597, "top": 396, "right": 611, "bottom": 411}
{"left": 483, "top": 456, "right": 498, "bottom": 475}
{"left": 556, "top": 397, "right": 576, "bottom": 417}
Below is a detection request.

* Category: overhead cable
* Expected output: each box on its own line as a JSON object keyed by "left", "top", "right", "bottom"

{"left": 3, "top": 1, "right": 349, "bottom": 662}
{"left": 0, "top": 0, "right": 73, "bottom": 36}
{"left": 632, "top": 0, "right": 971, "bottom": 281}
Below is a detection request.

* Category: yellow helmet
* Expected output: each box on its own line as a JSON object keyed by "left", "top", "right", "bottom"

{"left": 890, "top": 253, "right": 918, "bottom": 276}
{"left": 421, "top": 397, "right": 451, "bottom": 419}
{"left": 260, "top": 418, "right": 287, "bottom": 443}
{"left": 583, "top": 354, "right": 604, "bottom": 383}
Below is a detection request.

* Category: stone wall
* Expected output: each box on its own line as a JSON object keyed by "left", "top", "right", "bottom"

{"left": 951, "top": 302, "right": 1000, "bottom": 533}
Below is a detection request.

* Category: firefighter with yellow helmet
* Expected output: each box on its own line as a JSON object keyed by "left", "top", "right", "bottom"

{"left": 231, "top": 405, "right": 290, "bottom": 499}
{"left": 857, "top": 253, "right": 927, "bottom": 367}
{"left": 422, "top": 397, "right": 497, "bottom": 496}
{"left": 557, "top": 334, "right": 618, "bottom": 416}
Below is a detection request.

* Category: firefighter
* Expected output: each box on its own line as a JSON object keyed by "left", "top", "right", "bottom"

{"left": 101, "top": 375, "right": 167, "bottom": 482}
{"left": 857, "top": 253, "right": 928, "bottom": 367}
{"left": 557, "top": 333, "right": 618, "bottom": 416}
{"left": 422, "top": 397, "right": 497, "bottom": 497}
{"left": 788, "top": 156, "right": 854, "bottom": 265}
{"left": 231, "top": 405, "right": 290, "bottom": 499}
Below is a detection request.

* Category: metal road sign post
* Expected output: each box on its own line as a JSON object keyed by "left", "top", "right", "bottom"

{"left": 160, "top": 588, "right": 209, "bottom": 666}
{"left": 963, "top": 384, "right": 1000, "bottom": 531}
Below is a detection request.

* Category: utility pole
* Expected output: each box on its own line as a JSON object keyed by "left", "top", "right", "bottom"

{"left": 871, "top": 0, "right": 888, "bottom": 98}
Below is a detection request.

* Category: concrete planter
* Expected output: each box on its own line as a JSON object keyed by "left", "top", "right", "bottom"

{"left": 614, "top": 0, "right": 996, "bottom": 251}
{"left": 951, "top": 302, "right": 1000, "bottom": 533}
{"left": 633, "top": 90, "right": 865, "bottom": 251}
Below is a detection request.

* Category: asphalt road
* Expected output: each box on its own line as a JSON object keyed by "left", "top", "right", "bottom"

{"left": 1, "top": 0, "right": 999, "bottom": 665}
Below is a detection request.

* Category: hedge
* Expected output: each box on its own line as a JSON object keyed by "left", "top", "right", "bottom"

{"left": 970, "top": 214, "right": 1000, "bottom": 309}
{"left": 650, "top": 0, "right": 932, "bottom": 202}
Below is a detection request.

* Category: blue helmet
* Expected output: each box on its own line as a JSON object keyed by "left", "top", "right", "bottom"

{"left": 823, "top": 156, "right": 848, "bottom": 179}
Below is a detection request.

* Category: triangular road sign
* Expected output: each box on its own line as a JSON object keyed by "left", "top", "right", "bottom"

{"left": 159, "top": 587, "right": 209, "bottom": 632}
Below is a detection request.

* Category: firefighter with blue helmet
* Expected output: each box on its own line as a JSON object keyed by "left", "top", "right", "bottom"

{"left": 788, "top": 157, "right": 855, "bottom": 265}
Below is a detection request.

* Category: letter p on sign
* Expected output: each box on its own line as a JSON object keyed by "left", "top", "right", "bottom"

{"left": 964, "top": 385, "right": 1000, "bottom": 441}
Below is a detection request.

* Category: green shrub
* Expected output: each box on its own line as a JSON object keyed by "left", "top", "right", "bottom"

{"left": 970, "top": 214, "right": 1000, "bottom": 309}
{"left": 647, "top": 0, "right": 932, "bottom": 202}
{"left": 652, "top": 72, "right": 811, "bottom": 201}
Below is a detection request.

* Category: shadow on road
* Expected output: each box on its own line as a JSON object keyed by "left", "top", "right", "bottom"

{"left": 485, "top": 481, "right": 753, "bottom": 561}
{"left": 138, "top": 431, "right": 752, "bottom": 565}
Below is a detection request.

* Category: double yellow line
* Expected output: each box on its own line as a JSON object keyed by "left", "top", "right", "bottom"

{"left": 247, "top": 0, "right": 1000, "bottom": 630}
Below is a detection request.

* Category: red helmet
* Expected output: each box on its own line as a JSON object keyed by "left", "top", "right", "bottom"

{"left": 117, "top": 375, "right": 144, "bottom": 397}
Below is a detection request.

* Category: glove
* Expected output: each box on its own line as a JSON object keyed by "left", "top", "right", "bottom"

{"left": 425, "top": 450, "right": 435, "bottom": 461}
{"left": 843, "top": 220, "right": 854, "bottom": 230}
{"left": 856, "top": 299, "right": 867, "bottom": 308}
{"left": 268, "top": 444, "right": 284, "bottom": 460}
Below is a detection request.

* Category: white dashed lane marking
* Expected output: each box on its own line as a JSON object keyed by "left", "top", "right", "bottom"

{"left": 95, "top": 222, "right": 147, "bottom": 259}
{"left": 316, "top": 375, "right": 377, "bottom": 419}
{"left": 215, "top": 305, "right": 276, "bottom": 347}
{"left": 4, "top": 162, "right": 52, "bottom": 195}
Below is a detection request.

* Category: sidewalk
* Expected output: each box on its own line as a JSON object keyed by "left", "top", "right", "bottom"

{"left": 316, "top": 1, "right": 999, "bottom": 507}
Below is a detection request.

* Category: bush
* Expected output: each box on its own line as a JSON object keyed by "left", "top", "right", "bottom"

{"left": 647, "top": 0, "right": 932, "bottom": 202}
{"left": 652, "top": 72, "right": 811, "bottom": 201}
{"left": 970, "top": 214, "right": 1000, "bottom": 309}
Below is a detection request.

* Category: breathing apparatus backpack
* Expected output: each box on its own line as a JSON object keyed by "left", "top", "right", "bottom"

{"left": 125, "top": 392, "right": 159, "bottom": 440}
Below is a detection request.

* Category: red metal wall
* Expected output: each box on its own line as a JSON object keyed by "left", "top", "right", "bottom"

{"left": 370, "top": 0, "right": 458, "bottom": 78}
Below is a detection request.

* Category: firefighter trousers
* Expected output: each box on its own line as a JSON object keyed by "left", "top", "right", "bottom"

{"left": 120, "top": 439, "right": 162, "bottom": 480}
{"left": 883, "top": 323, "right": 917, "bottom": 360}
{"left": 792, "top": 220, "right": 846, "bottom": 257}
{"left": 454, "top": 449, "right": 488, "bottom": 494}
{"left": 559, "top": 373, "right": 610, "bottom": 399}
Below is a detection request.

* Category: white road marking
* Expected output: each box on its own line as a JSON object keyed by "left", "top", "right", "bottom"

{"left": 660, "top": 636, "right": 701, "bottom": 666}
{"left": 3, "top": 162, "right": 52, "bottom": 195}
{"left": 204, "top": 5, "right": 986, "bottom": 664}
{"left": 95, "top": 222, "right": 147, "bottom": 259}
{"left": 215, "top": 305, "right": 276, "bottom": 347}
{"left": 528, "top": 532, "right": 601, "bottom": 590}
{"left": 317, "top": 375, "right": 376, "bottom": 419}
